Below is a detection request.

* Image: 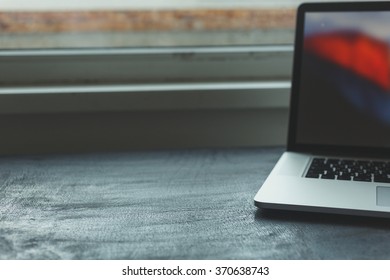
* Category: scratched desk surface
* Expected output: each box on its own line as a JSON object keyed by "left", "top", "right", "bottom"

{"left": 1, "top": 147, "right": 390, "bottom": 259}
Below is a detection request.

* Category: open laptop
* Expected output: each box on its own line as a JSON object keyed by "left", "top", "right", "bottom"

{"left": 254, "top": 1, "right": 390, "bottom": 218}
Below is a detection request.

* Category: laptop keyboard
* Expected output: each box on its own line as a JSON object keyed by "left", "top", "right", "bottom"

{"left": 305, "top": 157, "right": 390, "bottom": 183}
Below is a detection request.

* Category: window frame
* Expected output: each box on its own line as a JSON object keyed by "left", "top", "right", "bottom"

{"left": 0, "top": 45, "right": 292, "bottom": 114}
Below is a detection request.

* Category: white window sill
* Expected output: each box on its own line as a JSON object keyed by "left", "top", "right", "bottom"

{"left": 0, "top": 81, "right": 290, "bottom": 114}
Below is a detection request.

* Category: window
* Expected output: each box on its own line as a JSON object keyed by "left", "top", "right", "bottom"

{"left": 0, "top": 0, "right": 301, "bottom": 49}
{"left": 0, "top": 1, "right": 312, "bottom": 113}
{"left": 0, "top": 1, "right": 367, "bottom": 152}
{"left": 2, "top": 0, "right": 378, "bottom": 50}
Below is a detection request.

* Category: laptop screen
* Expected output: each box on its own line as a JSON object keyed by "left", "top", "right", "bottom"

{"left": 294, "top": 8, "right": 390, "bottom": 151}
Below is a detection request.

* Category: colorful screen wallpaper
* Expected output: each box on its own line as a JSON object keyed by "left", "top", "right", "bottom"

{"left": 296, "top": 11, "right": 390, "bottom": 148}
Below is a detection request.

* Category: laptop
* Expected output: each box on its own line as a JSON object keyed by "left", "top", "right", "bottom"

{"left": 254, "top": 1, "right": 390, "bottom": 218}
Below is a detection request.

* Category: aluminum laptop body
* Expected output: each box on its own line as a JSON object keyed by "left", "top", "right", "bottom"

{"left": 254, "top": 1, "right": 390, "bottom": 218}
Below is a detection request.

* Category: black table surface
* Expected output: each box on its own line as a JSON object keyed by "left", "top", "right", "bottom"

{"left": 1, "top": 147, "right": 390, "bottom": 260}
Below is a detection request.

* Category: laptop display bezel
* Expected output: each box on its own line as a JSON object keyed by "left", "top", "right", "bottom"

{"left": 287, "top": 1, "right": 390, "bottom": 159}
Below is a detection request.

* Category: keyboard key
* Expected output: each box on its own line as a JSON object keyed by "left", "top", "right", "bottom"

{"left": 306, "top": 173, "right": 320, "bottom": 178}
{"left": 327, "top": 159, "right": 340, "bottom": 165}
{"left": 322, "top": 173, "right": 335, "bottom": 179}
{"left": 374, "top": 176, "right": 390, "bottom": 183}
{"left": 337, "top": 175, "right": 351, "bottom": 180}
{"left": 353, "top": 176, "right": 372, "bottom": 182}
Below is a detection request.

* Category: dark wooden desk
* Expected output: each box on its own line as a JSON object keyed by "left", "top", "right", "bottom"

{"left": 1, "top": 147, "right": 390, "bottom": 259}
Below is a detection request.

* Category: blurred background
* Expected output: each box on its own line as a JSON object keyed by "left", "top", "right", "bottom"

{"left": 0, "top": 0, "right": 362, "bottom": 49}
